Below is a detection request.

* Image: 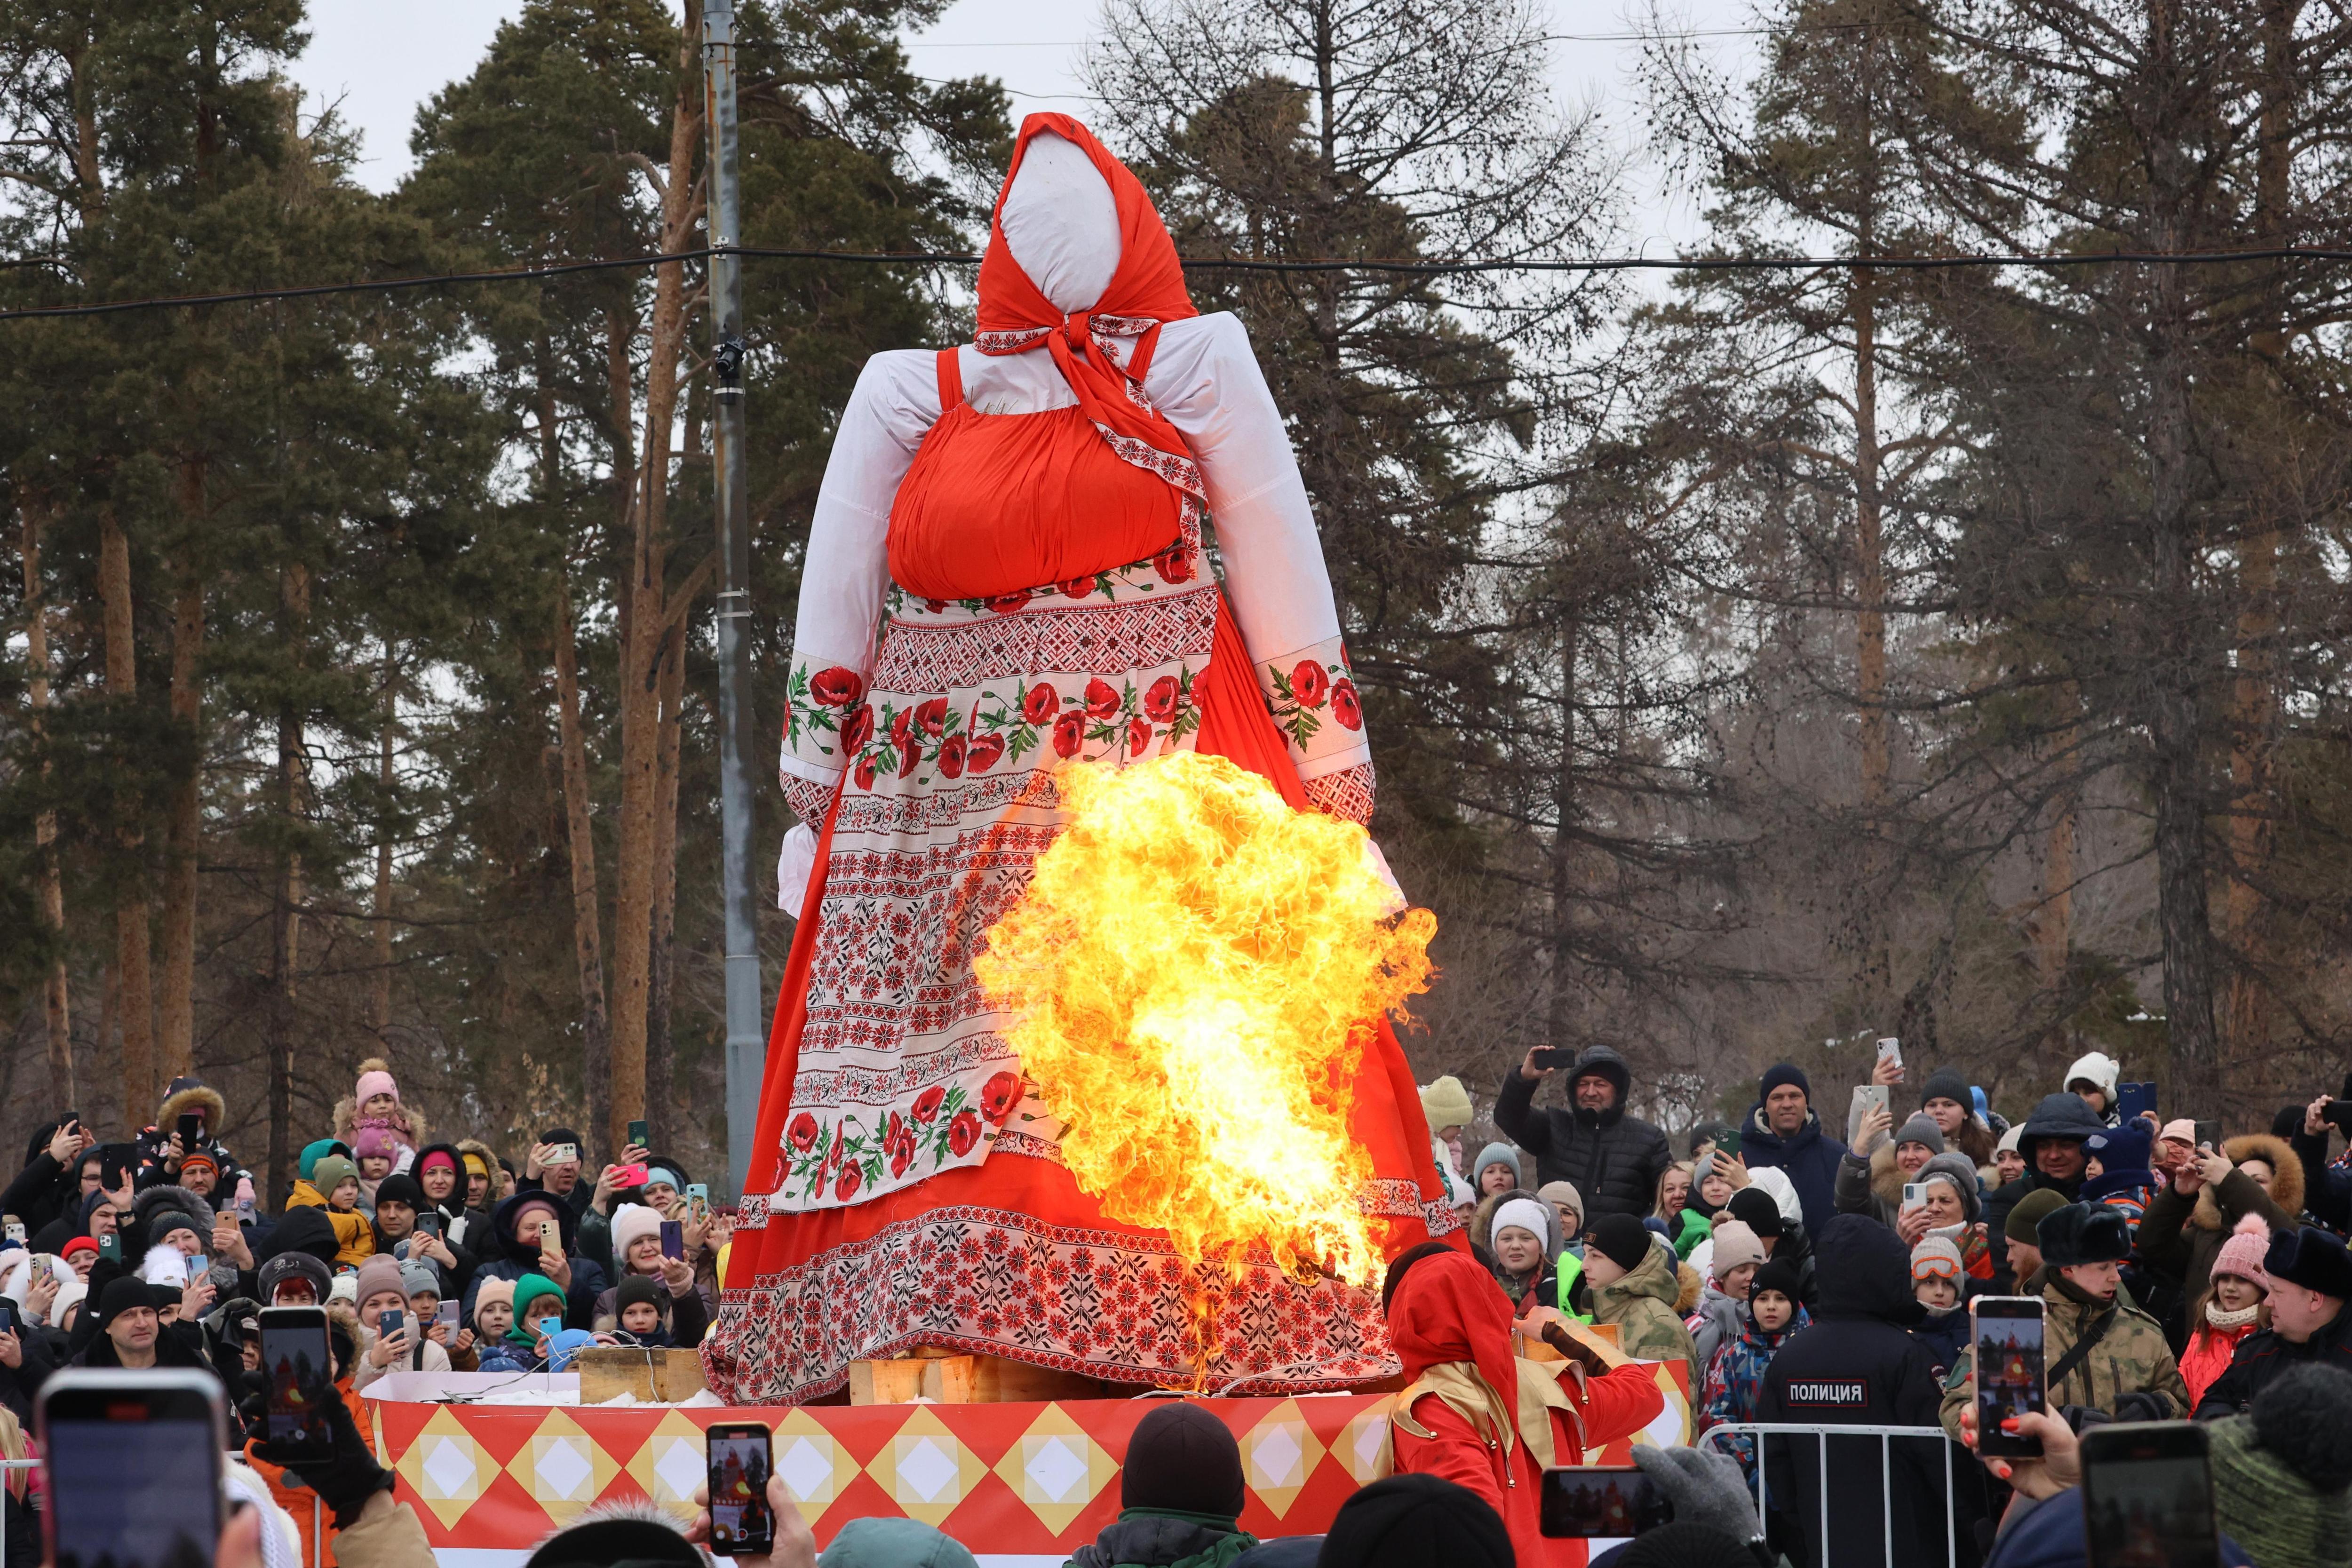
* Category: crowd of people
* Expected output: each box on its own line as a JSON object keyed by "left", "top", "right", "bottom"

{"left": 15, "top": 1044, "right": 2352, "bottom": 1568}
{"left": 1415, "top": 1044, "right": 2352, "bottom": 1565}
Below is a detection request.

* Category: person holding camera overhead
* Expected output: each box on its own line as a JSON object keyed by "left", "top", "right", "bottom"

{"left": 1494, "top": 1043, "right": 1673, "bottom": 1224}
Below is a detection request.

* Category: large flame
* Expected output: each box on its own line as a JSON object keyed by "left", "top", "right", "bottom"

{"left": 975, "top": 752, "right": 1436, "bottom": 1288}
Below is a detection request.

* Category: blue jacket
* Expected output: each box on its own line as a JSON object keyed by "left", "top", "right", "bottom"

{"left": 1738, "top": 1104, "right": 1848, "bottom": 1234}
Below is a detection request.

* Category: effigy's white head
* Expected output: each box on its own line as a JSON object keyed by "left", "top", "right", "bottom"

{"left": 1000, "top": 132, "right": 1120, "bottom": 314}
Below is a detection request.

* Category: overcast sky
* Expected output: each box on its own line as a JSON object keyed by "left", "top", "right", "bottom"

{"left": 286, "top": 0, "right": 1755, "bottom": 252}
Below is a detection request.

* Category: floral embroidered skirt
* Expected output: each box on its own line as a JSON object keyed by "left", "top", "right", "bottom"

{"left": 702, "top": 556, "right": 1457, "bottom": 1404}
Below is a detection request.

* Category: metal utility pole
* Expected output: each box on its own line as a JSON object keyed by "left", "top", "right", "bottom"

{"left": 702, "top": 0, "right": 764, "bottom": 1195}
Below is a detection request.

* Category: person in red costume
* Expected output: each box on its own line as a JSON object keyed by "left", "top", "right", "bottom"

{"left": 1383, "top": 1244, "right": 1666, "bottom": 1567}
{"left": 701, "top": 115, "right": 1460, "bottom": 1405}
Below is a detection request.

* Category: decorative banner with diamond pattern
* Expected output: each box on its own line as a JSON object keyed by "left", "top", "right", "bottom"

{"left": 368, "top": 1362, "right": 1687, "bottom": 1556}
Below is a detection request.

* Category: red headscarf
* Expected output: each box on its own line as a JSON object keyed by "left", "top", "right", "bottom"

{"left": 976, "top": 114, "right": 1204, "bottom": 500}
{"left": 1385, "top": 1248, "right": 1522, "bottom": 1435}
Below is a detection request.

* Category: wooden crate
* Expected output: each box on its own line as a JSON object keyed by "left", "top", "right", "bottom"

{"left": 575, "top": 1346, "right": 710, "bottom": 1405}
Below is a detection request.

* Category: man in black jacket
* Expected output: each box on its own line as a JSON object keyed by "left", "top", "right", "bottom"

{"left": 1753, "top": 1214, "right": 1974, "bottom": 1568}
{"left": 1493, "top": 1043, "right": 1672, "bottom": 1224}
{"left": 1981, "top": 1092, "right": 2103, "bottom": 1289}
{"left": 2195, "top": 1226, "right": 2352, "bottom": 1418}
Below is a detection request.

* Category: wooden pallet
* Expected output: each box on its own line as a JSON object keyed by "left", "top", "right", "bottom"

{"left": 848, "top": 1347, "right": 1112, "bottom": 1405}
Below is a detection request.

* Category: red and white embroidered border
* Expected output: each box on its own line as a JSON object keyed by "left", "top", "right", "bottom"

{"left": 1302, "top": 761, "right": 1377, "bottom": 827}
{"left": 701, "top": 1196, "right": 1399, "bottom": 1404}
{"left": 874, "top": 590, "right": 1213, "bottom": 692}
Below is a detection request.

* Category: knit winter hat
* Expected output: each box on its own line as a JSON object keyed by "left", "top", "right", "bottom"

{"left": 1996, "top": 1123, "right": 2024, "bottom": 1156}
{"left": 1724, "top": 1188, "right": 1784, "bottom": 1239}
{"left": 1488, "top": 1197, "right": 1554, "bottom": 1255}
{"left": 328, "top": 1273, "right": 358, "bottom": 1304}
{"left": 1891, "top": 1112, "right": 1946, "bottom": 1154}
{"left": 60, "top": 1235, "right": 97, "bottom": 1262}
{"left": 145, "top": 1211, "right": 201, "bottom": 1249}
{"left": 374, "top": 1173, "right": 425, "bottom": 1211}
{"left": 1617, "top": 1524, "right": 1764, "bottom": 1568}
{"left": 1589, "top": 1213, "right": 1653, "bottom": 1274}
{"left": 509, "top": 1275, "right": 566, "bottom": 1340}
{"left": 356, "top": 1067, "right": 398, "bottom": 1105}
{"left": 1750, "top": 1256, "right": 1804, "bottom": 1304}
{"left": 820, "top": 1518, "right": 980, "bottom": 1568}
{"left": 2212, "top": 1216, "right": 2274, "bottom": 1292}
{"left": 641, "top": 1163, "right": 686, "bottom": 1197}
{"left": 1121, "top": 1402, "right": 1246, "bottom": 1519}
{"left": 1916, "top": 1153, "right": 1983, "bottom": 1222}
{"left": 1708, "top": 1220, "right": 1765, "bottom": 1278}
{"left": 2036, "top": 1203, "right": 2131, "bottom": 1268}
{"left": 471, "top": 1276, "right": 516, "bottom": 1328}
{"left": 50, "top": 1280, "right": 86, "bottom": 1328}
{"left": 2004, "top": 1187, "right": 2069, "bottom": 1244}
{"left": 1758, "top": 1063, "right": 1811, "bottom": 1103}
{"left": 400, "top": 1260, "right": 441, "bottom": 1301}
{"left": 614, "top": 1274, "right": 666, "bottom": 1315}
{"left": 1536, "top": 1180, "right": 1585, "bottom": 1227}
{"left": 1910, "top": 1235, "right": 1964, "bottom": 1281}
{"left": 2159, "top": 1118, "right": 2199, "bottom": 1149}
{"left": 1470, "top": 1143, "right": 1520, "bottom": 1186}
{"left": 1919, "top": 1067, "right": 1970, "bottom": 1111}
{"left": 1745, "top": 1165, "right": 1804, "bottom": 1225}
{"left": 180, "top": 1151, "right": 218, "bottom": 1179}
{"left": 2063, "top": 1051, "right": 2120, "bottom": 1098}
{"left": 2265, "top": 1226, "right": 2352, "bottom": 1301}
{"left": 310, "top": 1154, "right": 359, "bottom": 1195}
{"left": 610, "top": 1203, "right": 663, "bottom": 1261}
{"left": 2085, "top": 1121, "right": 2153, "bottom": 1175}
{"left": 1418, "top": 1076, "right": 1474, "bottom": 1130}
{"left": 1320, "top": 1473, "right": 1512, "bottom": 1568}
{"left": 353, "top": 1256, "right": 407, "bottom": 1305}
{"left": 353, "top": 1129, "right": 397, "bottom": 1162}
{"left": 95, "top": 1275, "right": 156, "bottom": 1330}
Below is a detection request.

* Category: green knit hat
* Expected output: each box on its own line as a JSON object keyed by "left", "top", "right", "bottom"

{"left": 509, "top": 1274, "right": 566, "bottom": 1344}
{"left": 2209, "top": 1415, "right": 2352, "bottom": 1568}
{"left": 298, "top": 1138, "right": 345, "bottom": 1182}
{"left": 309, "top": 1154, "right": 358, "bottom": 1197}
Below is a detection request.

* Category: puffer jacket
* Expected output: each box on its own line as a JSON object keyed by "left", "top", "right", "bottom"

{"left": 1686, "top": 1281, "right": 1747, "bottom": 1383}
{"left": 1593, "top": 1240, "right": 1698, "bottom": 1393}
{"left": 1492, "top": 1045, "right": 1674, "bottom": 1223}
{"left": 1739, "top": 1104, "right": 1847, "bottom": 1234}
{"left": 2137, "top": 1134, "right": 2302, "bottom": 1309}
{"left": 1940, "top": 1273, "right": 2187, "bottom": 1439}
{"left": 1699, "top": 1301, "right": 1810, "bottom": 1473}
{"left": 2180, "top": 1315, "right": 2261, "bottom": 1410}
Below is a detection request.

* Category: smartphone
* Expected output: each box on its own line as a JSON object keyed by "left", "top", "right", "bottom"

{"left": 258, "top": 1306, "right": 334, "bottom": 1453}
{"left": 98, "top": 1153, "right": 121, "bottom": 1191}
{"left": 1539, "top": 1465, "right": 1675, "bottom": 1538}
{"left": 1875, "top": 1036, "right": 1902, "bottom": 1069}
{"left": 177, "top": 1112, "right": 204, "bottom": 1149}
{"left": 687, "top": 1184, "right": 710, "bottom": 1225}
{"left": 611, "top": 1163, "right": 650, "bottom": 1188}
{"left": 661, "top": 1219, "right": 685, "bottom": 1260}
{"left": 1902, "top": 1182, "right": 1929, "bottom": 1210}
{"left": 1973, "top": 1297, "right": 2046, "bottom": 1457}
{"left": 547, "top": 1142, "right": 579, "bottom": 1166}
{"left": 2081, "top": 1422, "right": 2220, "bottom": 1568}
{"left": 2115, "top": 1082, "right": 2157, "bottom": 1122}
{"left": 2194, "top": 1120, "right": 2220, "bottom": 1150}
{"left": 1715, "top": 1126, "right": 1741, "bottom": 1157}
{"left": 1530, "top": 1045, "right": 1571, "bottom": 1070}
{"left": 536, "top": 1314, "right": 563, "bottom": 1341}
{"left": 707, "top": 1422, "right": 776, "bottom": 1555}
{"left": 628, "top": 1119, "right": 650, "bottom": 1148}
{"left": 437, "top": 1300, "right": 462, "bottom": 1337}
{"left": 378, "top": 1309, "right": 405, "bottom": 1345}
{"left": 99, "top": 1234, "right": 122, "bottom": 1265}
{"left": 40, "top": 1368, "right": 227, "bottom": 1568}
{"left": 415, "top": 1213, "right": 441, "bottom": 1240}
{"left": 0, "top": 1301, "right": 19, "bottom": 1338}
{"left": 4, "top": 1220, "right": 24, "bottom": 1245}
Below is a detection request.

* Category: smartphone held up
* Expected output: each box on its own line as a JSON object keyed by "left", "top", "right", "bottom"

{"left": 1972, "top": 1297, "right": 2047, "bottom": 1457}
{"left": 707, "top": 1422, "right": 775, "bottom": 1556}
{"left": 40, "top": 1369, "right": 226, "bottom": 1568}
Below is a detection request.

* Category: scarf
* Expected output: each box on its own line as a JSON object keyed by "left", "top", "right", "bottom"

{"left": 975, "top": 115, "right": 1205, "bottom": 505}
{"left": 2206, "top": 1299, "right": 2262, "bottom": 1332}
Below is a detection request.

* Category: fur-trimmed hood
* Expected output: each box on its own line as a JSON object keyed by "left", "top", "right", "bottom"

{"left": 330, "top": 1057, "right": 429, "bottom": 1147}
{"left": 2194, "top": 1133, "right": 2304, "bottom": 1231}
{"left": 1673, "top": 1256, "right": 1703, "bottom": 1315}
{"left": 155, "top": 1082, "right": 227, "bottom": 1136}
{"left": 131, "top": 1184, "right": 216, "bottom": 1252}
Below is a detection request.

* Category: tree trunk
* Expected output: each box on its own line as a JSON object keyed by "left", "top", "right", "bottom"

{"left": 265, "top": 563, "right": 311, "bottom": 1210}
{"left": 607, "top": 44, "right": 702, "bottom": 1161}
{"left": 372, "top": 653, "right": 397, "bottom": 1039}
{"left": 1548, "top": 614, "right": 1579, "bottom": 1050}
{"left": 2038, "top": 721, "right": 2077, "bottom": 1001}
{"left": 20, "top": 499, "right": 73, "bottom": 1103}
{"left": 158, "top": 488, "right": 205, "bottom": 1086}
{"left": 645, "top": 613, "right": 689, "bottom": 1149}
{"left": 555, "top": 567, "right": 613, "bottom": 1138}
{"left": 1851, "top": 264, "right": 1891, "bottom": 1011}
{"left": 98, "top": 513, "right": 155, "bottom": 1127}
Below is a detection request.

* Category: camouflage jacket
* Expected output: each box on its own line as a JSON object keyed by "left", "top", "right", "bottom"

{"left": 1939, "top": 1280, "right": 2187, "bottom": 1441}
{"left": 1593, "top": 1241, "right": 1699, "bottom": 1394}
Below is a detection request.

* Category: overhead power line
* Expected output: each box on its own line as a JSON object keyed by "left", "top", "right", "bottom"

{"left": 3, "top": 241, "right": 2348, "bottom": 323}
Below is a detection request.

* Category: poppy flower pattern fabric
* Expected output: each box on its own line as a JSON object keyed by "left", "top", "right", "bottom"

{"left": 770, "top": 545, "right": 1218, "bottom": 1210}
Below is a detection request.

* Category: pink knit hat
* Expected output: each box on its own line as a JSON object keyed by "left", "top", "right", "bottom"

{"left": 353, "top": 1128, "right": 396, "bottom": 1160}
{"left": 357, "top": 1067, "right": 399, "bottom": 1105}
{"left": 2211, "top": 1214, "right": 2272, "bottom": 1292}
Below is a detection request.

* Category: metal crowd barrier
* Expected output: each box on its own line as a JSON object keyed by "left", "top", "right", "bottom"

{"left": 1699, "top": 1422, "right": 1964, "bottom": 1568}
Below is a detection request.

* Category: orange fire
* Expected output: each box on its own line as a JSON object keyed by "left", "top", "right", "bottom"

{"left": 975, "top": 753, "right": 1436, "bottom": 1288}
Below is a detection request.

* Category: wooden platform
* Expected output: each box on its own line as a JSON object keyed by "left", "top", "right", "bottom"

{"left": 848, "top": 1346, "right": 1113, "bottom": 1405}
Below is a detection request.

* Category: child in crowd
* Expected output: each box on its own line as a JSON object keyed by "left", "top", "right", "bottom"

{"left": 2180, "top": 1217, "right": 2272, "bottom": 1408}
{"left": 1584, "top": 1214, "right": 1700, "bottom": 1394}
{"left": 1908, "top": 1235, "right": 1970, "bottom": 1378}
{"left": 1686, "top": 1219, "right": 1765, "bottom": 1372}
{"left": 1485, "top": 1195, "right": 1558, "bottom": 1314}
{"left": 335, "top": 1059, "right": 425, "bottom": 1166}
{"left": 1655, "top": 1162, "right": 1710, "bottom": 1257}
{"left": 1693, "top": 1146, "right": 1740, "bottom": 1221}
{"left": 352, "top": 1130, "right": 398, "bottom": 1214}
{"left": 1698, "top": 1256, "right": 1808, "bottom": 1477}
{"left": 352, "top": 1256, "right": 450, "bottom": 1389}
{"left": 405, "top": 1260, "right": 477, "bottom": 1373}
{"left": 608, "top": 1275, "right": 676, "bottom": 1347}
{"left": 1470, "top": 1143, "right": 1520, "bottom": 1199}
{"left": 286, "top": 1154, "right": 375, "bottom": 1270}
{"left": 471, "top": 1278, "right": 531, "bottom": 1373}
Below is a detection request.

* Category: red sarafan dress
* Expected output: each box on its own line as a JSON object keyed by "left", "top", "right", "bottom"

{"left": 701, "top": 114, "right": 1460, "bottom": 1405}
